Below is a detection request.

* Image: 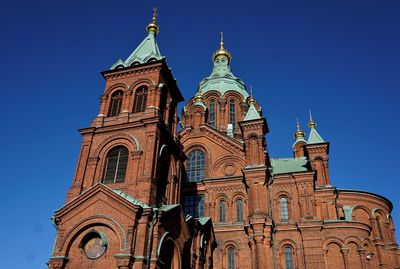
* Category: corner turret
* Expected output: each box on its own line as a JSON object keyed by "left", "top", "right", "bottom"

{"left": 304, "top": 112, "right": 331, "bottom": 187}
{"left": 293, "top": 118, "right": 307, "bottom": 158}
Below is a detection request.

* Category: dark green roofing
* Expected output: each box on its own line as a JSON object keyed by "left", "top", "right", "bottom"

{"left": 307, "top": 127, "right": 325, "bottom": 144}
{"left": 159, "top": 204, "right": 180, "bottom": 212}
{"left": 270, "top": 157, "right": 308, "bottom": 175}
{"left": 198, "top": 216, "right": 212, "bottom": 225}
{"left": 244, "top": 103, "right": 261, "bottom": 121}
{"left": 112, "top": 189, "right": 150, "bottom": 208}
{"left": 110, "top": 30, "right": 163, "bottom": 69}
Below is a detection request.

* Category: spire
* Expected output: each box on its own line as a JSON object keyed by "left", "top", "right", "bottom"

{"left": 110, "top": 8, "right": 163, "bottom": 69}
{"left": 248, "top": 84, "right": 256, "bottom": 105}
{"left": 308, "top": 110, "right": 316, "bottom": 129}
{"left": 146, "top": 7, "right": 160, "bottom": 35}
{"left": 307, "top": 111, "right": 325, "bottom": 144}
{"left": 294, "top": 118, "right": 305, "bottom": 139}
{"left": 244, "top": 85, "right": 261, "bottom": 121}
{"left": 213, "top": 32, "right": 232, "bottom": 63}
{"left": 292, "top": 117, "right": 307, "bottom": 148}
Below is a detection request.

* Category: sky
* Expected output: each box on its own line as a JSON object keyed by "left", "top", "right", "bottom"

{"left": 0, "top": 0, "right": 399, "bottom": 268}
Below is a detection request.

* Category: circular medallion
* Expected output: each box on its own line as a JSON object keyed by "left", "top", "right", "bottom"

{"left": 223, "top": 164, "right": 237, "bottom": 176}
{"left": 82, "top": 232, "right": 107, "bottom": 259}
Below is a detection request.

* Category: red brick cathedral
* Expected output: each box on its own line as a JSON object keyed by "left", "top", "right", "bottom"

{"left": 48, "top": 12, "right": 399, "bottom": 269}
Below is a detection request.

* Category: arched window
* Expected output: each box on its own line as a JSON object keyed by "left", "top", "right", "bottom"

{"left": 208, "top": 99, "right": 216, "bottom": 127}
{"left": 108, "top": 91, "right": 123, "bottom": 116}
{"left": 219, "top": 200, "right": 226, "bottom": 223}
{"left": 183, "top": 194, "right": 204, "bottom": 218}
{"left": 236, "top": 199, "right": 243, "bottom": 222}
{"left": 284, "top": 246, "right": 294, "bottom": 269}
{"left": 186, "top": 150, "right": 205, "bottom": 182}
{"left": 280, "top": 197, "right": 289, "bottom": 222}
{"left": 227, "top": 247, "right": 235, "bottom": 269}
{"left": 229, "top": 99, "right": 236, "bottom": 129}
{"left": 103, "top": 146, "right": 128, "bottom": 184}
{"left": 134, "top": 86, "right": 148, "bottom": 112}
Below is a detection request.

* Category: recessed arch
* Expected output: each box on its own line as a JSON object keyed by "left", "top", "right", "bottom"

{"left": 93, "top": 133, "right": 140, "bottom": 158}
{"left": 58, "top": 214, "right": 127, "bottom": 256}
{"left": 104, "top": 83, "right": 129, "bottom": 97}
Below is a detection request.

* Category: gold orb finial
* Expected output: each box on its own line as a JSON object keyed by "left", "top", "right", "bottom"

{"left": 213, "top": 32, "right": 231, "bottom": 62}
{"left": 295, "top": 117, "right": 305, "bottom": 139}
{"left": 146, "top": 7, "right": 159, "bottom": 35}
{"left": 194, "top": 85, "right": 204, "bottom": 102}
{"left": 308, "top": 110, "right": 316, "bottom": 128}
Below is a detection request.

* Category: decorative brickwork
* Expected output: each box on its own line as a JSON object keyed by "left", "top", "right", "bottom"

{"left": 49, "top": 14, "right": 399, "bottom": 269}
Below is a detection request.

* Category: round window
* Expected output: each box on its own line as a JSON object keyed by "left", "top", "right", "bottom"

{"left": 81, "top": 231, "right": 107, "bottom": 259}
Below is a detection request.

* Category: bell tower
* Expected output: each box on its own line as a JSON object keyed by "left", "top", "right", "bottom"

{"left": 47, "top": 11, "right": 205, "bottom": 269}
{"left": 66, "top": 9, "right": 184, "bottom": 207}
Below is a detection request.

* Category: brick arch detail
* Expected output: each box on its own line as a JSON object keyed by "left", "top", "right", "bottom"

{"left": 371, "top": 208, "right": 387, "bottom": 218}
{"left": 222, "top": 90, "right": 246, "bottom": 102}
{"left": 278, "top": 239, "right": 298, "bottom": 250}
{"left": 129, "top": 78, "right": 157, "bottom": 92}
{"left": 343, "top": 237, "right": 362, "bottom": 248}
{"left": 309, "top": 155, "right": 326, "bottom": 162}
{"left": 215, "top": 193, "right": 229, "bottom": 203}
{"left": 93, "top": 133, "right": 140, "bottom": 158}
{"left": 203, "top": 90, "right": 222, "bottom": 101}
{"left": 58, "top": 214, "right": 127, "bottom": 256}
{"left": 104, "top": 83, "right": 129, "bottom": 96}
{"left": 232, "top": 192, "right": 246, "bottom": 202}
{"left": 323, "top": 237, "right": 344, "bottom": 250}
{"left": 222, "top": 240, "right": 239, "bottom": 250}
{"left": 275, "top": 190, "right": 292, "bottom": 200}
{"left": 210, "top": 155, "right": 245, "bottom": 177}
{"left": 246, "top": 132, "right": 262, "bottom": 140}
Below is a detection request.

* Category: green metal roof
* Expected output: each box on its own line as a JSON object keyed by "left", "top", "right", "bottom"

{"left": 198, "top": 53, "right": 248, "bottom": 100}
{"left": 110, "top": 31, "right": 163, "bottom": 69}
{"left": 159, "top": 204, "right": 180, "bottom": 212}
{"left": 244, "top": 103, "right": 261, "bottom": 121}
{"left": 198, "top": 216, "right": 212, "bottom": 225}
{"left": 307, "top": 127, "right": 325, "bottom": 144}
{"left": 112, "top": 189, "right": 150, "bottom": 208}
{"left": 270, "top": 157, "right": 308, "bottom": 175}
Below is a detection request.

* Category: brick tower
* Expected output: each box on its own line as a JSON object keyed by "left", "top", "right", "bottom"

{"left": 48, "top": 11, "right": 216, "bottom": 269}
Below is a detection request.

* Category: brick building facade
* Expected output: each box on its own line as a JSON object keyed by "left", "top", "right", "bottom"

{"left": 48, "top": 12, "right": 399, "bottom": 269}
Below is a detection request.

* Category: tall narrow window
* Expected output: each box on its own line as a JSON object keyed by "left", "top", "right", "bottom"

{"left": 134, "top": 86, "right": 148, "bottom": 112}
{"left": 227, "top": 247, "right": 235, "bottom": 269}
{"left": 103, "top": 146, "right": 128, "bottom": 184}
{"left": 280, "top": 197, "right": 289, "bottom": 222}
{"left": 229, "top": 99, "right": 236, "bottom": 130}
{"left": 108, "top": 91, "right": 123, "bottom": 116}
{"left": 183, "top": 195, "right": 204, "bottom": 218}
{"left": 186, "top": 150, "right": 205, "bottom": 182}
{"left": 219, "top": 200, "right": 226, "bottom": 223}
{"left": 209, "top": 99, "right": 216, "bottom": 127}
{"left": 284, "top": 246, "right": 293, "bottom": 269}
{"left": 236, "top": 199, "right": 243, "bottom": 222}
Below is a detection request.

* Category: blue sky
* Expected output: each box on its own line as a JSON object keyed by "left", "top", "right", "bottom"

{"left": 0, "top": 0, "right": 398, "bottom": 268}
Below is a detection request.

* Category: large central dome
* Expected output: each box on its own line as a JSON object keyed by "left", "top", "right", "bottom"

{"left": 198, "top": 33, "right": 248, "bottom": 100}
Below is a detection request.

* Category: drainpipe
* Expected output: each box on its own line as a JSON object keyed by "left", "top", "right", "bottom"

{"left": 268, "top": 180, "right": 277, "bottom": 269}
{"left": 146, "top": 208, "right": 159, "bottom": 269}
